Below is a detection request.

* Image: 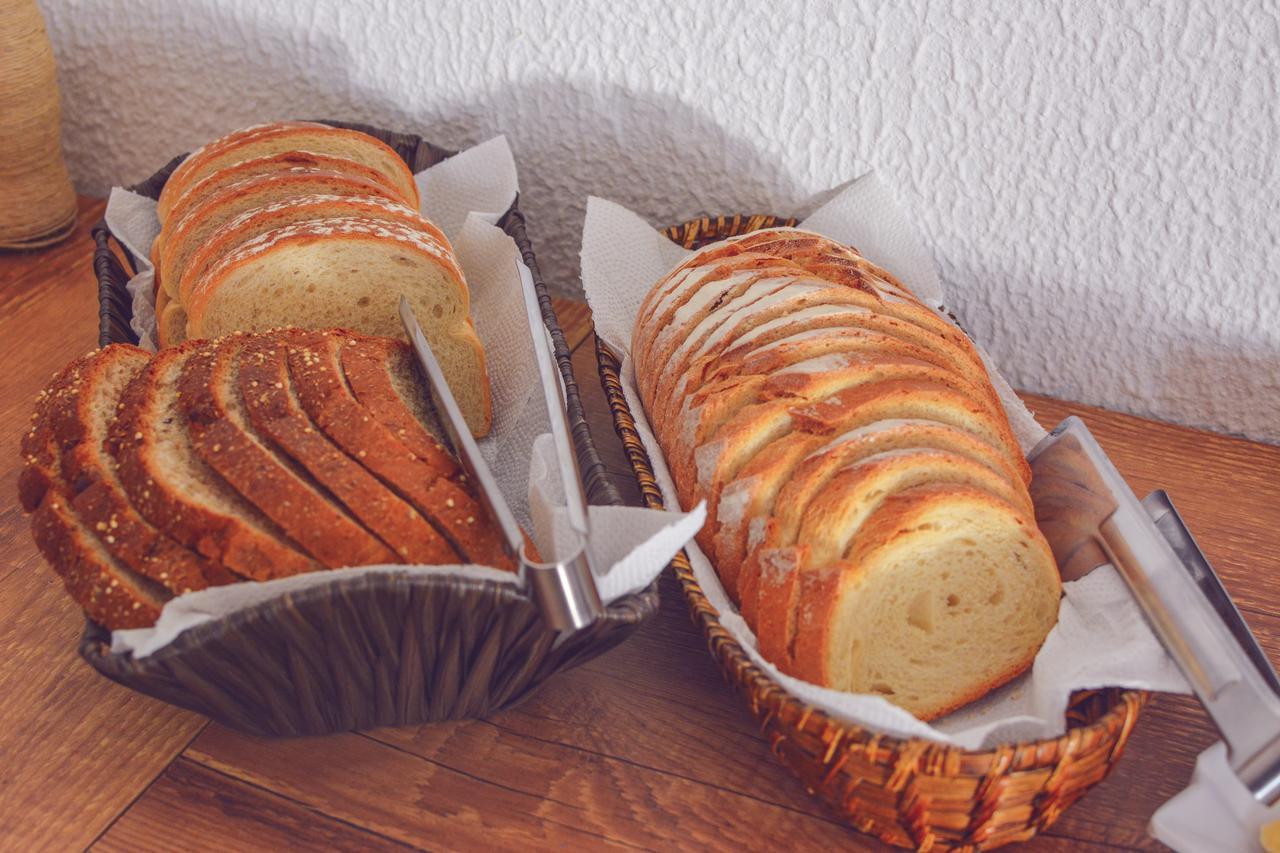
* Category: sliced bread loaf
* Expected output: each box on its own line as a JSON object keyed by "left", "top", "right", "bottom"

{"left": 179, "top": 336, "right": 398, "bottom": 569}
{"left": 152, "top": 169, "right": 403, "bottom": 301}
{"left": 109, "top": 341, "right": 318, "bottom": 580}
{"left": 185, "top": 217, "right": 492, "bottom": 437}
{"left": 237, "top": 332, "right": 459, "bottom": 564}
{"left": 784, "top": 485, "right": 1060, "bottom": 720}
{"left": 50, "top": 344, "right": 233, "bottom": 594}
{"left": 176, "top": 194, "right": 447, "bottom": 306}
{"left": 286, "top": 331, "right": 513, "bottom": 570}
{"left": 163, "top": 151, "right": 414, "bottom": 235}
{"left": 20, "top": 348, "right": 174, "bottom": 627}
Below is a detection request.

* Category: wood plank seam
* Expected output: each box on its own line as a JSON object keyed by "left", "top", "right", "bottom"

{"left": 90, "top": 723, "right": 212, "bottom": 846}
{"left": 477, "top": 717, "right": 857, "bottom": 831}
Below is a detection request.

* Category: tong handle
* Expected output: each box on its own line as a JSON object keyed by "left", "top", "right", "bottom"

{"left": 1103, "top": 484, "right": 1280, "bottom": 802}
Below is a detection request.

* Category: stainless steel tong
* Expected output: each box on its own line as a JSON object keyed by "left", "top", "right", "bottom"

{"left": 1029, "top": 416, "right": 1280, "bottom": 804}
{"left": 398, "top": 271, "right": 603, "bottom": 633}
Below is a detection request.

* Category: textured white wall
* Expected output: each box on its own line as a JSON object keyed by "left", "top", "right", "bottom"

{"left": 39, "top": 0, "right": 1280, "bottom": 442}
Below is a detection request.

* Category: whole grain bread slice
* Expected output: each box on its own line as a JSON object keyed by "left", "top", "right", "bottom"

{"left": 238, "top": 332, "right": 458, "bottom": 564}
{"left": 110, "top": 341, "right": 318, "bottom": 580}
{"left": 286, "top": 330, "right": 514, "bottom": 570}
{"left": 49, "top": 344, "right": 233, "bottom": 594}
{"left": 179, "top": 335, "right": 398, "bottom": 569}
{"left": 338, "top": 335, "right": 457, "bottom": 474}
{"left": 20, "top": 348, "right": 173, "bottom": 626}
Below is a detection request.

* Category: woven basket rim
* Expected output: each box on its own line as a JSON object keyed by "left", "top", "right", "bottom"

{"left": 595, "top": 211, "right": 1147, "bottom": 769}
{"left": 87, "top": 117, "right": 653, "bottom": 665}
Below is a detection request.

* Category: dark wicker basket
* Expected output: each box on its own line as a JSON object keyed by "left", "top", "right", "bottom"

{"left": 85, "top": 119, "right": 657, "bottom": 737}
{"left": 594, "top": 213, "right": 1148, "bottom": 851}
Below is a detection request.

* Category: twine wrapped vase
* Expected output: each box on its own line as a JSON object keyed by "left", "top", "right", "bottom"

{"left": 0, "top": 0, "right": 77, "bottom": 250}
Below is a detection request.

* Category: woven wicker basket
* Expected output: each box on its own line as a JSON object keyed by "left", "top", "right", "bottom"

{"left": 594, "top": 213, "right": 1148, "bottom": 851}
{"left": 85, "top": 120, "right": 657, "bottom": 737}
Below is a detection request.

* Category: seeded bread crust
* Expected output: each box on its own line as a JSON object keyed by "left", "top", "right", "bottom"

{"left": 49, "top": 345, "right": 232, "bottom": 594}
{"left": 286, "top": 330, "right": 514, "bottom": 570}
{"left": 338, "top": 336, "right": 456, "bottom": 474}
{"left": 110, "top": 341, "right": 318, "bottom": 580}
{"left": 20, "top": 348, "right": 173, "bottom": 626}
{"left": 179, "top": 336, "right": 398, "bottom": 569}
{"left": 237, "top": 332, "right": 458, "bottom": 564}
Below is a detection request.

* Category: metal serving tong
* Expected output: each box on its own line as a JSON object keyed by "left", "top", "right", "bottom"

{"left": 1029, "top": 416, "right": 1280, "bottom": 809}
{"left": 398, "top": 280, "right": 603, "bottom": 633}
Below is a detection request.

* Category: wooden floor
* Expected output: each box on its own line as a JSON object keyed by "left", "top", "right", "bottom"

{"left": 3, "top": 198, "right": 1279, "bottom": 851}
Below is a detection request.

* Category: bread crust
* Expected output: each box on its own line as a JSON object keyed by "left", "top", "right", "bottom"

{"left": 157, "top": 123, "right": 415, "bottom": 220}
{"left": 179, "top": 335, "right": 399, "bottom": 569}
{"left": 238, "top": 332, "right": 458, "bottom": 565}
{"left": 109, "top": 341, "right": 318, "bottom": 580}
{"left": 286, "top": 330, "right": 514, "bottom": 571}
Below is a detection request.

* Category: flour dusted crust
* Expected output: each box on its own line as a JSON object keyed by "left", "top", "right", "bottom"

{"left": 184, "top": 216, "right": 492, "bottom": 437}
{"left": 178, "top": 194, "right": 447, "bottom": 305}
{"left": 154, "top": 169, "right": 403, "bottom": 300}
{"left": 156, "top": 123, "right": 416, "bottom": 221}
{"left": 631, "top": 229, "right": 1059, "bottom": 720}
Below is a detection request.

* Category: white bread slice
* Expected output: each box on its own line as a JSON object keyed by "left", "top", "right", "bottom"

{"left": 678, "top": 227, "right": 923, "bottom": 304}
{"left": 162, "top": 150, "right": 415, "bottom": 240}
{"left": 153, "top": 169, "right": 403, "bottom": 300}
{"left": 157, "top": 121, "right": 325, "bottom": 221}
{"left": 156, "top": 124, "right": 416, "bottom": 220}
{"left": 674, "top": 362, "right": 1012, "bottom": 521}
{"left": 723, "top": 418, "right": 1025, "bottom": 612}
{"left": 185, "top": 217, "right": 492, "bottom": 437}
{"left": 784, "top": 484, "right": 1061, "bottom": 720}
{"left": 648, "top": 282, "right": 984, "bottom": 428}
{"left": 176, "top": 194, "right": 447, "bottom": 305}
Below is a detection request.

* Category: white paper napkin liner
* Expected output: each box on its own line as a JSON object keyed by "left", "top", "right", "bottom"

{"left": 104, "top": 135, "right": 702, "bottom": 655}
{"left": 579, "top": 173, "right": 1190, "bottom": 750}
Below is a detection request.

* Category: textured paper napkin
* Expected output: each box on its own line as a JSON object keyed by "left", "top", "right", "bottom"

{"left": 106, "top": 135, "right": 703, "bottom": 657}
{"left": 580, "top": 174, "right": 1189, "bottom": 749}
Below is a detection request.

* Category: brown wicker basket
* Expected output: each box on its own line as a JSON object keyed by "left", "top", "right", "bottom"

{"left": 594, "top": 213, "right": 1148, "bottom": 850}
{"left": 85, "top": 119, "right": 656, "bottom": 737}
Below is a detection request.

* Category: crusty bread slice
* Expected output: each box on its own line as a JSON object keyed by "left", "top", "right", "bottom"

{"left": 683, "top": 228, "right": 924, "bottom": 305}
{"left": 784, "top": 485, "right": 1060, "bottom": 720}
{"left": 110, "top": 341, "right": 318, "bottom": 580}
{"left": 286, "top": 331, "right": 514, "bottom": 570}
{"left": 152, "top": 169, "right": 403, "bottom": 300}
{"left": 176, "top": 194, "right": 447, "bottom": 306}
{"left": 676, "top": 363, "right": 1012, "bottom": 524}
{"left": 179, "top": 336, "right": 398, "bottom": 568}
{"left": 338, "top": 335, "right": 454, "bottom": 469}
{"left": 238, "top": 333, "right": 458, "bottom": 564}
{"left": 648, "top": 283, "right": 984, "bottom": 430}
{"left": 163, "top": 151, "right": 414, "bottom": 236}
{"left": 185, "top": 217, "right": 492, "bottom": 437}
{"left": 671, "top": 339, "right": 1002, "bottom": 472}
{"left": 50, "top": 345, "right": 233, "bottom": 594}
{"left": 156, "top": 124, "right": 417, "bottom": 220}
{"left": 30, "top": 496, "right": 168, "bottom": 629}
{"left": 156, "top": 121, "right": 325, "bottom": 221}
{"left": 20, "top": 349, "right": 173, "bottom": 627}
{"left": 634, "top": 256, "right": 803, "bottom": 403}
{"left": 718, "top": 415, "right": 1021, "bottom": 604}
